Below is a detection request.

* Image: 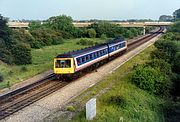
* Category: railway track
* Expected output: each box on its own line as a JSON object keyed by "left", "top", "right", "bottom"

{"left": 0, "top": 27, "right": 164, "bottom": 120}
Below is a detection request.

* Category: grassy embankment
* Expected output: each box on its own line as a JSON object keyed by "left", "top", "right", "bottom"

{"left": 55, "top": 45, "right": 166, "bottom": 122}
{"left": 0, "top": 38, "right": 105, "bottom": 89}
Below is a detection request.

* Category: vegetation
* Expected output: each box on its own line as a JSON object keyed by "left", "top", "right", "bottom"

{"left": 56, "top": 46, "right": 166, "bottom": 122}
{"left": 159, "top": 15, "right": 173, "bottom": 22}
{"left": 0, "top": 14, "right": 32, "bottom": 65}
{"left": 131, "top": 66, "right": 171, "bottom": 96}
{"left": 0, "top": 73, "right": 4, "bottom": 82}
{"left": 76, "top": 38, "right": 99, "bottom": 46}
{"left": 173, "top": 8, "right": 180, "bottom": 21}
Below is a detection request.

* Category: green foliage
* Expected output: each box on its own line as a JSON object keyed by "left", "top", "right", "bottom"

{"left": 46, "top": 15, "right": 76, "bottom": 35}
{"left": 11, "top": 29, "right": 35, "bottom": 46}
{"left": 0, "top": 73, "right": 4, "bottom": 82}
{"left": 100, "top": 34, "right": 107, "bottom": 39}
{"left": 29, "top": 21, "right": 42, "bottom": 31}
{"left": 12, "top": 43, "right": 32, "bottom": 65}
{"left": 0, "top": 48, "right": 14, "bottom": 64}
{"left": 173, "top": 53, "right": 180, "bottom": 74}
{"left": 173, "top": 8, "right": 180, "bottom": 21}
{"left": 154, "top": 39, "right": 178, "bottom": 62}
{"left": 107, "top": 95, "right": 126, "bottom": 108}
{"left": 146, "top": 59, "right": 172, "bottom": 76}
{"left": 159, "top": 15, "right": 173, "bottom": 22}
{"left": 76, "top": 38, "right": 97, "bottom": 46}
{"left": 131, "top": 66, "right": 172, "bottom": 96}
{"left": 87, "top": 28, "right": 96, "bottom": 38}
{"left": 88, "top": 21, "right": 124, "bottom": 38}
{"left": 169, "top": 21, "right": 180, "bottom": 33}
{"left": 30, "top": 27, "right": 63, "bottom": 48}
{"left": 21, "top": 66, "right": 28, "bottom": 72}
{"left": 66, "top": 106, "right": 76, "bottom": 112}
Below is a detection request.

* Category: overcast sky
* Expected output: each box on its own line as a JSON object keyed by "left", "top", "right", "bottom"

{"left": 0, "top": 0, "right": 180, "bottom": 20}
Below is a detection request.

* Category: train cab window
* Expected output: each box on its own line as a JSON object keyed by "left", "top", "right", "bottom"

{"left": 56, "top": 60, "right": 71, "bottom": 68}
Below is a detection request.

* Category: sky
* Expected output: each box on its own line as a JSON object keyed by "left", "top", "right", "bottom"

{"left": 0, "top": 0, "right": 180, "bottom": 20}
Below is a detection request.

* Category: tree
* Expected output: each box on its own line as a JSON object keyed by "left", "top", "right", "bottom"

{"left": 29, "top": 21, "right": 42, "bottom": 31}
{"left": 159, "top": 15, "right": 173, "bottom": 22}
{"left": 46, "top": 15, "right": 76, "bottom": 36}
{"left": 87, "top": 29, "right": 96, "bottom": 38}
{"left": 0, "top": 14, "right": 13, "bottom": 64}
{"left": 88, "top": 21, "right": 124, "bottom": 38}
{"left": 30, "top": 27, "right": 63, "bottom": 47}
{"left": 173, "top": 8, "right": 180, "bottom": 21}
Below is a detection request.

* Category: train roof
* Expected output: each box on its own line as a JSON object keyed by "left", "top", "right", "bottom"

{"left": 56, "top": 37, "right": 124, "bottom": 58}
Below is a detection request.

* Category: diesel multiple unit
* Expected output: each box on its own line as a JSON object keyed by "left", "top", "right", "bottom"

{"left": 54, "top": 38, "right": 127, "bottom": 76}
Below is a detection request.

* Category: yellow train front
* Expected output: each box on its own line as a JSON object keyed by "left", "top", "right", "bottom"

{"left": 54, "top": 55, "right": 75, "bottom": 76}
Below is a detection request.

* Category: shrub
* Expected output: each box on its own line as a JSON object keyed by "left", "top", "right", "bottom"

{"left": 146, "top": 59, "right": 172, "bottom": 76}
{"left": 87, "top": 29, "right": 96, "bottom": 38}
{"left": 21, "top": 66, "right": 28, "bottom": 72}
{"left": 66, "top": 106, "right": 76, "bottom": 112}
{"left": 100, "top": 34, "right": 107, "bottom": 40}
{"left": 150, "top": 49, "right": 170, "bottom": 63}
{"left": 0, "top": 48, "right": 14, "bottom": 65}
{"left": 30, "top": 27, "right": 63, "bottom": 47}
{"left": 131, "top": 66, "right": 172, "bottom": 96}
{"left": 52, "top": 37, "right": 64, "bottom": 45}
{"left": 12, "top": 43, "right": 32, "bottom": 65}
{"left": 0, "top": 73, "right": 4, "bottom": 82}
{"left": 76, "top": 39, "right": 95, "bottom": 46}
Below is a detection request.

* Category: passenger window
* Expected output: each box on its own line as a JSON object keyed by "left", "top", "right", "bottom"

{"left": 77, "top": 58, "right": 80, "bottom": 65}
{"left": 82, "top": 57, "right": 85, "bottom": 62}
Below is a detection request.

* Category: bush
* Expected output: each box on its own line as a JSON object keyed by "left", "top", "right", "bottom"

{"left": 87, "top": 29, "right": 96, "bottom": 38}
{"left": 100, "top": 34, "right": 107, "bottom": 40}
{"left": 12, "top": 43, "right": 32, "bottom": 65}
{"left": 0, "top": 48, "right": 14, "bottom": 64}
{"left": 146, "top": 59, "right": 172, "bottom": 76}
{"left": 52, "top": 37, "right": 64, "bottom": 45}
{"left": 150, "top": 49, "right": 170, "bottom": 63}
{"left": 0, "top": 73, "right": 4, "bottom": 82}
{"left": 131, "top": 66, "right": 172, "bottom": 96}
{"left": 76, "top": 39, "right": 95, "bottom": 46}
{"left": 66, "top": 106, "right": 76, "bottom": 112}
{"left": 30, "top": 28, "right": 63, "bottom": 47}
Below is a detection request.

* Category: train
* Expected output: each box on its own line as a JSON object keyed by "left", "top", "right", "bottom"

{"left": 54, "top": 38, "right": 127, "bottom": 78}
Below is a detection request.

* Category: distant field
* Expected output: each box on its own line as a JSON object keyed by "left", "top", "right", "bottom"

{"left": 0, "top": 38, "right": 106, "bottom": 89}
{"left": 57, "top": 45, "right": 166, "bottom": 122}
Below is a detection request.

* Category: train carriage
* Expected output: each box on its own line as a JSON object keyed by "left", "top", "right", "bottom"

{"left": 54, "top": 38, "right": 127, "bottom": 76}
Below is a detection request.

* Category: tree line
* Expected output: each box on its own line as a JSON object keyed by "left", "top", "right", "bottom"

{"left": 0, "top": 14, "right": 146, "bottom": 66}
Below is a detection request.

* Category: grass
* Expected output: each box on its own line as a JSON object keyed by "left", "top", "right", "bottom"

{"left": 0, "top": 38, "right": 105, "bottom": 89}
{"left": 55, "top": 45, "right": 166, "bottom": 122}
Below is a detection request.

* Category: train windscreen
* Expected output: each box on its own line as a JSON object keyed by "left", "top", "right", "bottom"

{"left": 56, "top": 60, "right": 71, "bottom": 68}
